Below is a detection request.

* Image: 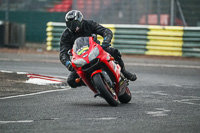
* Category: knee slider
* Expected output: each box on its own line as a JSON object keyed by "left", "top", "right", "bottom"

{"left": 67, "top": 78, "right": 77, "bottom": 88}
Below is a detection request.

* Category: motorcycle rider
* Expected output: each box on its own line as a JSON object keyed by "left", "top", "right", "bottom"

{"left": 60, "top": 10, "right": 137, "bottom": 88}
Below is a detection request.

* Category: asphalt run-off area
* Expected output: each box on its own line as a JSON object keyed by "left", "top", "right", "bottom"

{"left": 0, "top": 48, "right": 200, "bottom": 133}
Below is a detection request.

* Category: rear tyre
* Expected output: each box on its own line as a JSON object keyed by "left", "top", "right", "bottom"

{"left": 92, "top": 73, "right": 119, "bottom": 106}
{"left": 118, "top": 87, "right": 132, "bottom": 103}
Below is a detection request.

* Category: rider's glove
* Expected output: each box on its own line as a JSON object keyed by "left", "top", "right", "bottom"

{"left": 101, "top": 41, "right": 111, "bottom": 48}
{"left": 101, "top": 36, "right": 111, "bottom": 48}
{"left": 65, "top": 61, "right": 74, "bottom": 71}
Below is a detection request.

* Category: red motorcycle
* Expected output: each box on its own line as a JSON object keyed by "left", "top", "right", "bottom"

{"left": 70, "top": 36, "right": 132, "bottom": 106}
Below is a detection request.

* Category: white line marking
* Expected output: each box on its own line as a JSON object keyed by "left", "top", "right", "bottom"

{"left": 16, "top": 72, "right": 28, "bottom": 74}
{"left": 86, "top": 117, "right": 117, "bottom": 120}
{"left": 173, "top": 98, "right": 200, "bottom": 106}
{"left": 0, "top": 58, "right": 59, "bottom": 63}
{"left": 126, "top": 63, "right": 200, "bottom": 69}
{"left": 146, "top": 108, "right": 171, "bottom": 117}
{"left": 0, "top": 70, "right": 28, "bottom": 74}
{"left": 0, "top": 120, "right": 34, "bottom": 124}
{"left": 0, "top": 88, "right": 71, "bottom": 100}
{"left": 0, "top": 70, "right": 14, "bottom": 73}
{"left": 151, "top": 91, "right": 169, "bottom": 96}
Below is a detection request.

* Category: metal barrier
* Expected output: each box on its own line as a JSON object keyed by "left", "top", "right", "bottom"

{"left": 46, "top": 22, "right": 200, "bottom": 57}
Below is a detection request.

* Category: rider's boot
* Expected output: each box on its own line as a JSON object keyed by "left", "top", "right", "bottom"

{"left": 117, "top": 58, "right": 137, "bottom": 81}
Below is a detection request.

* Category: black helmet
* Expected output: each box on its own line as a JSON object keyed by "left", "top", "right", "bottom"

{"left": 65, "top": 10, "right": 83, "bottom": 33}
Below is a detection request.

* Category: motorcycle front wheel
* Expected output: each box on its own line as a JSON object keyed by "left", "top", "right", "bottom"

{"left": 92, "top": 73, "right": 119, "bottom": 106}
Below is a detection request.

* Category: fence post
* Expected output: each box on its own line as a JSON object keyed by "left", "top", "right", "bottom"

{"left": 176, "top": 0, "right": 187, "bottom": 26}
{"left": 170, "top": 0, "right": 175, "bottom": 26}
{"left": 145, "top": 0, "right": 149, "bottom": 25}
{"left": 5, "top": 0, "right": 10, "bottom": 21}
{"left": 157, "top": 0, "right": 161, "bottom": 25}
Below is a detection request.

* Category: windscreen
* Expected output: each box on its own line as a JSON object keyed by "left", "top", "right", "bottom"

{"left": 73, "top": 37, "right": 90, "bottom": 55}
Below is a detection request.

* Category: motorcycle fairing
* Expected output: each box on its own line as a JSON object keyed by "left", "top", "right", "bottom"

{"left": 71, "top": 37, "right": 121, "bottom": 95}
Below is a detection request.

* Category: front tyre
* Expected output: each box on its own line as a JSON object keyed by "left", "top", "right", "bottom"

{"left": 92, "top": 73, "right": 119, "bottom": 106}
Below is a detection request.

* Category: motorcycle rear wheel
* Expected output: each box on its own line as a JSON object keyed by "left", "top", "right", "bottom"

{"left": 118, "top": 87, "right": 132, "bottom": 103}
{"left": 92, "top": 73, "right": 119, "bottom": 106}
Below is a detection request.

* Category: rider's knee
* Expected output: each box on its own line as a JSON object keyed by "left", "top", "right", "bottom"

{"left": 67, "top": 77, "right": 86, "bottom": 88}
{"left": 67, "top": 78, "right": 78, "bottom": 88}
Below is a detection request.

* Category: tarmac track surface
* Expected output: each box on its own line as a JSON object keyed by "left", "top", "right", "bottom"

{"left": 0, "top": 48, "right": 200, "bottom": 133}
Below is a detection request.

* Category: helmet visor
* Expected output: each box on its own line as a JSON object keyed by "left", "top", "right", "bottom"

{"left": 66, "top": 20, "right": 81, "bottom": 32}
